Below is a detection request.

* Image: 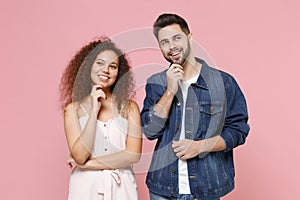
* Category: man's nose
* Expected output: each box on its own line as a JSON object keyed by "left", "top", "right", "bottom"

{"left": 169, "top": 41, "right": 176, "bottom": 50}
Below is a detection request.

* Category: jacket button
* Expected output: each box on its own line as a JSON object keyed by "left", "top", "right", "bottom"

{"left": 176, "top": 125, "right": 180, "bottom": 130}
{"left": 171, "top": 169, "right": 176, "bottom": 173}
{"left": 210, "top": 106, "right": 214, "bottom": 113}
{"left": 170, "top": 191, "right": 174, "bottom": 195}
{"left": 176, "top": 102, "right": 181, "bottom": 106}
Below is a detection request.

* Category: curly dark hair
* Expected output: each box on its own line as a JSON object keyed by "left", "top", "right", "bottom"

{"left": 59, "top": 36, "right": 134, "bottom": 116}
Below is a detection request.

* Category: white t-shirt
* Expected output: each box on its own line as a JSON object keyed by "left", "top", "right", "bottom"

{"left": 178, "top": 75, "right": 199, "bottom": 194}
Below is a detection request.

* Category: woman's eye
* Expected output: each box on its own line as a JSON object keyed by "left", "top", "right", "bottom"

{"left": 110, "top": 65, "right": 117, "bottom": 69}
{"left": 96, "top": 61, "right": 104, "bottom": 65}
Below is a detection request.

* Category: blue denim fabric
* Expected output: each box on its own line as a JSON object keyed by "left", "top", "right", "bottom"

{"left": 141, "top": 58, "right": 250, "bottom": 199}
{"left": 150, "top": 191, "right": 220, "bottom": 200}
{"left": 150, "top": 191, "right": 191, "bottom": 200}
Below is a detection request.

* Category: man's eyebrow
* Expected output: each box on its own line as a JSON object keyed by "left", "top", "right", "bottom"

{"left": 172, "top": 34, "right": 182, "bottom": 39}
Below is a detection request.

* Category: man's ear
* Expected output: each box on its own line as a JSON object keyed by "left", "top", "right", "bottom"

{"left": 188, "top": 33, "right": 192, "bottom": 40}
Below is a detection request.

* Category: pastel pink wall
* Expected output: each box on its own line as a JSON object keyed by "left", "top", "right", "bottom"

{"left": 1, "top": 0, "right": 299, "bottom": 199}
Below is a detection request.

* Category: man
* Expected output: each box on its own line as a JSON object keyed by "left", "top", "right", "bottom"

{"left": 141, "top": 13, "right": 250, "bottom": 200}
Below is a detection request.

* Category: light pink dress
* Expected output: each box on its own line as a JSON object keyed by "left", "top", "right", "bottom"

{"left": 68, "top": 106, "right": 138, "bottom": 200}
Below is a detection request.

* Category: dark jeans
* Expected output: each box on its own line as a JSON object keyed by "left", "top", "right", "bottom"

{"left": 149, "top": 191, "right": 220, "bottom": 200}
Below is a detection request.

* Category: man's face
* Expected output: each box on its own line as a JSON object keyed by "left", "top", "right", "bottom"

{"left": 157, "top": 24, "right": 191, "bottom": 65}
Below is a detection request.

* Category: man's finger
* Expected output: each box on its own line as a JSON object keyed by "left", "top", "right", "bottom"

{"left": 171, "top": 63, "right": 183, "bottom": 70}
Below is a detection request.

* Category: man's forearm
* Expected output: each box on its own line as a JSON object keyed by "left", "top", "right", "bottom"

{"left": 201, "top": 136, "right": 226, "bottom": 153}
{"left": 153, "top": 89, "right": 175, "bottom": 118}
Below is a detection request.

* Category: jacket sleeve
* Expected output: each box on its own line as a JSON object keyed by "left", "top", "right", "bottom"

{"left": 220, "top": 76, "right": 250, "bottom": 151}
{"left": 141, "top": 79, "right": 168, "bottom": 140}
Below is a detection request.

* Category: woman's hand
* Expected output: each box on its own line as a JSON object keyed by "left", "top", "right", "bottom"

{"left": 67, "top": 154, "right": 76, "bottom": 169}
{"left": 77, "top": 159, "right": 96, "bottom": 169}
{"left": 90, "top": 85, "right": 106, "bottom": 115}
{"left": 66, "top": 155, "right": 97, "bottom": 170}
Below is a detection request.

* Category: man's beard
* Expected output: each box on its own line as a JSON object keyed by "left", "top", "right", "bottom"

{"left": 164, "top": 42, "right": 191, "bottom": 66}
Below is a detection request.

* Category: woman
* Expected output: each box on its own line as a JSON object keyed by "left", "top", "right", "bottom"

{"left": 59, "top": 37, "right": 142, "bottom": 200}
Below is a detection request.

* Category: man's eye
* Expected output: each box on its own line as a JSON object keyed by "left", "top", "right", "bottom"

{"left": 161, "top": 41, "right": 168, "bottom": 46}
{"left": 174, "top": 36, "right": 181, "bottom": 40}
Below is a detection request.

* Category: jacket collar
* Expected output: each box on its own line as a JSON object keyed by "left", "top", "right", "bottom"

{"left": 192, "top": 58, "right": 210, "bottom": 90}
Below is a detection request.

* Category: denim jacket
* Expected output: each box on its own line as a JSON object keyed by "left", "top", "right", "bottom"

{"left": 141, "top": 58, "right": 250, "bottom": 199}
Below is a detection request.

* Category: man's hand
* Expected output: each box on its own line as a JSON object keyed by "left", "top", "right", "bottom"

{"left": 172, "top": 136, "right": 226, "bottom": 160}
{"left": 166, "top": 64, "right": 183, "bottom": 94}
{"left": 172, "top": 139, "right": 203, "bottom": 160}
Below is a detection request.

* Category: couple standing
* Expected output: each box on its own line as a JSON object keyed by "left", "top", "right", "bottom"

{"left": 59, "top": 13, "right": 250, "bottom": 200}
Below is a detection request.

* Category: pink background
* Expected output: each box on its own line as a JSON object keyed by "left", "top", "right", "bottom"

{"left": 1, "top": 0, "right": 300, "bottom": 199}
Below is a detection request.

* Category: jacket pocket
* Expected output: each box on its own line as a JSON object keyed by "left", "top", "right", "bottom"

{"left": 199, "top": 102, "right": 224, "bottom": 115}
{"left": 198, "top": 102, "right": 225, "bottom": 138}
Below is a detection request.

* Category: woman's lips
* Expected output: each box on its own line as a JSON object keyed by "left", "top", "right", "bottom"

{"left": 98, "top": 75, "right": 109, "bottom": 81}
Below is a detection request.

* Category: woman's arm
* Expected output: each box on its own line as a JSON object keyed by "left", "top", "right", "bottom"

{"left": 64, "top": 86, "right": 105, "bottom": 165}
{"left": 77, "top": 100, "right": 142, "bottom": 170}
{"left": 64, "top": 103, "right": 98, "bottom": 165}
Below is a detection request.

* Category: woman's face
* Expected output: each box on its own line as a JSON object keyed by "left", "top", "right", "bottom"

{"left": 90, "top": 50, "right": 119, "bottom": 89}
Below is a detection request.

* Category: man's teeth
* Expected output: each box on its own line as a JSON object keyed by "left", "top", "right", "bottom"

{"left": 172, "top": 52, "right": 180, "bottom": 56}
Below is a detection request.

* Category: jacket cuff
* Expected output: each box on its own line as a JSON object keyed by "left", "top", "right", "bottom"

{"left": 143, "top": 107, "right": 167, "bottom": 137}
{"left": 220, "top": 131, "right": 234, "bottom": 152}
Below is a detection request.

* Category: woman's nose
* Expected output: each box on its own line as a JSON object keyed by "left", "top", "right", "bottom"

{"left": 101, "top": 65, "right": 109, "bottom": 72}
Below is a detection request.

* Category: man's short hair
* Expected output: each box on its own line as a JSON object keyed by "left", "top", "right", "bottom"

{"left": 153, "top": 13, "right": 190, "bottom": 40}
